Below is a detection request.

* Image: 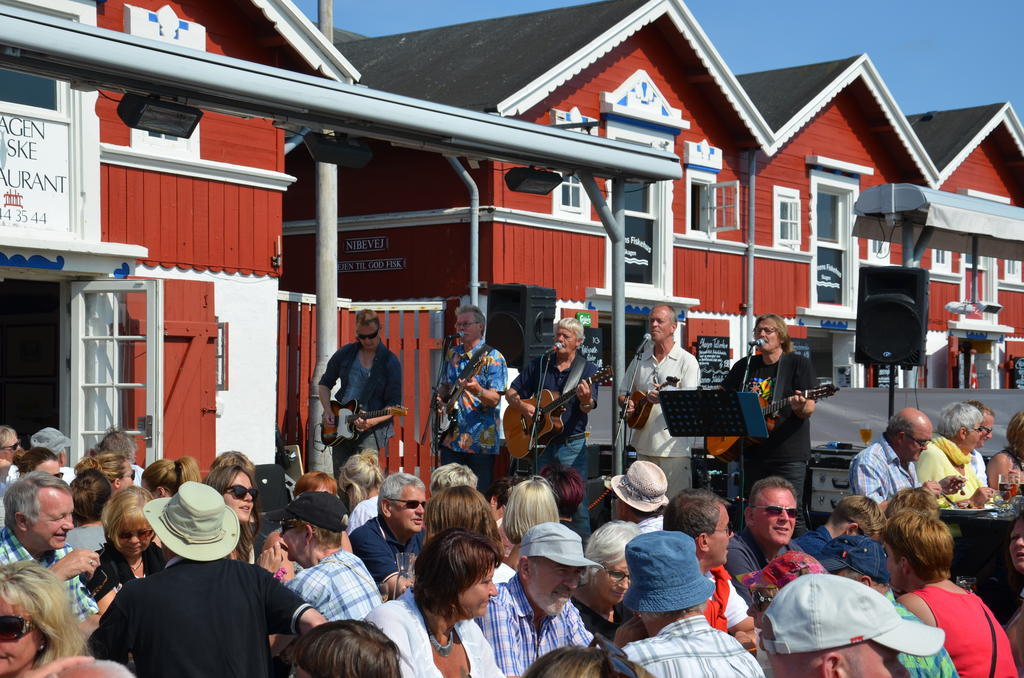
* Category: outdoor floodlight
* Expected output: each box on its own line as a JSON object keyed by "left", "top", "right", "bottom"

{"left": 303, "top": 133, "right": 373, "bottom": 168}
{"left": 116, "top": 93, "right": 203, "bottom": 138}
{"left": 944, "top": 300, "right": 1003, "bottom": 315}
{"left": 504, "top": 167, "right": 563, "bottom": 195}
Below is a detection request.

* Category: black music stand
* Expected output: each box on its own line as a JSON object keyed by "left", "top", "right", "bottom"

{"left": 658, "top": 389, "right": 768, "bottom": 438}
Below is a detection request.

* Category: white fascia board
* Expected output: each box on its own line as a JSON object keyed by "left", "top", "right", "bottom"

{"left": 957, "top": 188, "right": 1011, "bottom": 205}
{"left": 494, "top": 0, "right": 773, "bottom": 148}
{"left": 766, "top": 56, "right": 939, "bottom": 185}
{"left": 248, "top": 0, "right": 358, "bottom": 83}
{"left": 101, "top": 143, "right": 297, "bottom": 191}
{"left": 805, "top": 155, "right": 874, "bottom": 176}
{"left": 937, "top": 105, "right": 1024, "bottom": 187}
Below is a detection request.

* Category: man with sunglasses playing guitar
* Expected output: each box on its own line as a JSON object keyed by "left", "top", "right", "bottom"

{"left": 317, "top": 309, "right": 402, "bottom": 475}
{"left": 722, "top": 313, "right": 816, "bottom": 534}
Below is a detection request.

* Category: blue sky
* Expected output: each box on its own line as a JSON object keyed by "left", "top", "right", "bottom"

{"left": 294, "top": 0, "right": 1024, "bottom": 119}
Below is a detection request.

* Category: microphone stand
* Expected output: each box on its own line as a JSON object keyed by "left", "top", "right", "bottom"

{"left": 526, "top": 347, "right": 555, "bottom": 474}
{"left": 613, "top": 337, "right": 648, "bottom": 465}
{"left": 736, "top": 338, "right": 762, "bottom": 529}
{"left": 422, "top": 334, "right": 457, "bottom": 463}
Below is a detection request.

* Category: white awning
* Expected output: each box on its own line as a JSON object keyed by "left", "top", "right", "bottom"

{"left": 854, "top": 183, "right": 1024, "bottom": 260}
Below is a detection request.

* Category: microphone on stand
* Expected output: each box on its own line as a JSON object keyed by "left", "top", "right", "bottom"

{"left": 444, "top": 332, "right": 464, "bottom": 340}
{"left": 546, "top": 342, "right": 565, "bottom": 353}
{"left": 633, "top": 333, "right": 652, "bottom": 357}
{"left": 748, "top": 337, "right": 765, "bottom": 348}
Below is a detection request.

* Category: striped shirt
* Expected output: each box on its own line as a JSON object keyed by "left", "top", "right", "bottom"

{"left": 848, "top": 437, "right": 916, "bottom": 503}
{"left": 286, "top": 549, "right": 381, "bottom": 622}
{"left": 481, "top": 574, "right": 593, "bottom": 676}
{"left": 624, "top": 615, "right": 764, "bottom": 678}
{"left": 0, "top": 528, "right": 98, "bottom": 620}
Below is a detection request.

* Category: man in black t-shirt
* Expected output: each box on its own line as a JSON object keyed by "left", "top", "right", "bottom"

{"left": 722, "top": 313, "right": 815, "bottom": 533}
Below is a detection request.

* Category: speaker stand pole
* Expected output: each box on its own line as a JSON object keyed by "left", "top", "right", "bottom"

{"left": 887, "top": 371, "right": 896, "bottom": 420}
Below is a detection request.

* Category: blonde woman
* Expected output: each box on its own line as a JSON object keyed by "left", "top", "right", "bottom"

{"left": 0, "top": 561, "right": 86, "bottom": 676}
{"left": 140, "top": 457, "right": 201, "bottom": 497}
{"left": 87, "top": 487, "right": 164, "bottom": 614}
{"left": 339, "top": 451, "right": 384, "bottom": 534}
{"left": 498, "top": 476, "right": 558, "bottom": 581}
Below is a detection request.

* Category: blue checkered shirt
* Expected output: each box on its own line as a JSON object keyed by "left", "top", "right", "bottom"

{"left": 481, "top": 574, "right": 593, "bottom": 676}
{"left": 285, "top": 549, "right": 381, "bottom": 622}
{"left": 0, "top": 528, "right": 98, "bottom": 620}
{"left": 848, "top": 437, "right": 916, "bottom": 503}
{"left": 624, "top": 615, "right": 764, "bottom": 678}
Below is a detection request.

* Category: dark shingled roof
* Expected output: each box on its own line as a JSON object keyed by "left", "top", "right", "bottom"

{"left": 333, "top": 28, "right": 367, "bottom": 44}
{"left": 907, "top": 104, "right": 1006, "bottom": 170}
{"left": 334, "top": 0, "right": 651, "bottom": 111}
{"left": 737, "top": 56, "right": 861, "bottom": 132}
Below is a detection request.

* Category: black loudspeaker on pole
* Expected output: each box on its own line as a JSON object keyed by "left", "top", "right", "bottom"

{"left": 854, "top": 266, "right": 929, "bottom": 366}
{"left": 486, "top": 284, "right": 556, "bottom": 370}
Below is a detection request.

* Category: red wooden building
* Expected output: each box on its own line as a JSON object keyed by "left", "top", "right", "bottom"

{"left": 281, "top": 0, "right": 1024, "bottom": 395}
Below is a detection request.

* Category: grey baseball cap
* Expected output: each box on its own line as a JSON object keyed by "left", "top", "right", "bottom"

{"left": 520, "top": 522, "right": 599, "bottom": 568}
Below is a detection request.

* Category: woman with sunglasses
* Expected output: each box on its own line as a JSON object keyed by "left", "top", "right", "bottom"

{"left": 916, "top": 402, "right": 998, "bottom": 508}
{"left": 205, "top": 463, "right": 261, "bottom": 562}
{"left": 0, "top": 560, "right": 85, "bottom": 678}
{"left": 571, "top": 521, "right": 640, "bottom": 639}
{"left": 87, "top": 486, "right": 164, "bottom": 615}
{"left": 364, "top": 528, "right": 504, "bottom": 678}
{"left": 74, "top": 452, "right": 134, "bottom": 494}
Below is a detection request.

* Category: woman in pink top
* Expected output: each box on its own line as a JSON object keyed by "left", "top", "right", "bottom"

{"left": 884, "top": 510, "right": 1015, "bottom": 678}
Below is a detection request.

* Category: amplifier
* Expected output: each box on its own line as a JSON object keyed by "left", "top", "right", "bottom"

{"left": 809, "top": 443, "right": 864, "bottom": 514}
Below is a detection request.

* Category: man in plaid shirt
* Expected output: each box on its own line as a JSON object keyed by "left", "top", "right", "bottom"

{"left": 481, "top": 522, "right": 596, "bottom": 676}
{"left": 0, "top": 472, "right": 99, "bottom": 621}
{"left": 262, "top": 491, "right": 380, "bottom": 621}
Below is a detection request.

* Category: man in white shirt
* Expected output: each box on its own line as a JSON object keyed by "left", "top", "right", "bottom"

{"left": 620, "top": 305, "right": 700, "bottom": 498}
{"left": 964, "top": 399, "right": 995, "bottom": 486}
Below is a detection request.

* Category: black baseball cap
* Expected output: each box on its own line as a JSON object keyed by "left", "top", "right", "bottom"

{"left": 265, "top": 491, "right": 348, "bottom": 532}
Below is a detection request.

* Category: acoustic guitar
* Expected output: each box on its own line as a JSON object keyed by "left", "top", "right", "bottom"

{"left": 704, "top": 384, "right": 838, "bottom": 462}
{"left": 321, "top": 400, "right": 408, "bottom": 447}
{"left": 503, "top": 366, "right": 614, "bottom": 459}
{"left": 626, "top": 376, "right": 679, "bottom": 429}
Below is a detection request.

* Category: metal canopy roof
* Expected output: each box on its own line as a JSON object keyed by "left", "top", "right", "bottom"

{"left": 0, "top": 4, "right": 680, "bottom": 182}
{"left": 854, "top": 183, "right": 1024, "bottom": 261}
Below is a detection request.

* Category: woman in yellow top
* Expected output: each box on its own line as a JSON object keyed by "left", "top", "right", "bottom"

{"left": 916, "top": 402, "right": 998, "bottom": 508}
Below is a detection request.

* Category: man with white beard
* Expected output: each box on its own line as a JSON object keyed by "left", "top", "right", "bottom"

{"left": 481, "top": 522, "right": 598, "bottom": 676}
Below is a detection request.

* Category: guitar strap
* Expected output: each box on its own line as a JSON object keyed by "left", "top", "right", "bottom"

{"left": 561, "top": 354, "right": 588, "bottom": 396}
{"left": 773, "top": 353, "right": 791, "bottom": 409}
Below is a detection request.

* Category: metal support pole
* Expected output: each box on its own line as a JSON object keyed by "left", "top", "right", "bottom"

{"left": 446, "top": 156, "right": 480, "bottom": 306}
{"left": 579, "top": 172, "right": 627, "bottom": 476}
{"left": 308, "top": 0, "right": 337, "bottom": 473}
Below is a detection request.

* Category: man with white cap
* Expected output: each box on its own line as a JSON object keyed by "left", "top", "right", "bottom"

{"left": 609, "top": 460, "right": 669, "bottom": 533}
{"left": 619, "top": 531, "right": 763, "bottom": 678}
{"left": 761, "top": 574, "right": 946, "bottom": 678}
{"left": 481, "top": 521, "right": 597, "bottom": 676}
{"left": 91, "top": 482, "right": 326, "bottom": 677}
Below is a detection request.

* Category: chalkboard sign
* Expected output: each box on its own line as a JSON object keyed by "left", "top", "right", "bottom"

{"left": 580, "top": 327, "right": 603, "bottom": 370}
{"left": 1014, "top": 357, "right": 1024, "bottom": 390}
{"left": 791, "top": 339, "right": 811, "bottom": 362}
{"left": 696, "top": 336, "right": 731, "bottom": 388}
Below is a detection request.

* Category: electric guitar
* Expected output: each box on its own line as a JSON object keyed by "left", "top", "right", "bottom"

{"left": 503, "top": 365, "right": 614, "bottom": 459}
{"left": 433, "top": 349, "right": 489, "bottom": 445}
{"left": 626, "top": 376, "right": 679, "bottom": 429}
{"left": 704, "top": 384, "right": 839, "bottom": 462}
{"left": 321, "top": 400, "right": 408, "bottom": 447}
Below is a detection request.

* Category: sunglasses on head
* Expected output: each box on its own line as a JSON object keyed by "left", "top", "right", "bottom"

{"left": 225, "top": 485, "right": 258, "bottom": 501}
{"left": 751, "top": 588, "right": 777, "bottom": 612}
{"left": 755, "top": 505, "right": 798, "bottom": 519}
{"left": 119, "top": 528, "right": 154, "bottom": 541}
{"left": 356, "top": 329, "right": 379, "bottom": 341}
{"left": 0, "top": 616, "right": 33, "bottom": 641}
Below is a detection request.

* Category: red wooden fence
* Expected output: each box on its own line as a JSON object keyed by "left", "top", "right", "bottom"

{"left": 276, "top": 292, "right": 445, "bottom": 483}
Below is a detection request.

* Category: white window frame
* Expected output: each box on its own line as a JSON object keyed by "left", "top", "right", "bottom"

{"left": 552, "top": 173, "right": 590, "bottom": 219}
{"left": 932, "top": 248, "right": 952, "bottom": 274}
{"left": 773, "top": 185, "right": 801, "bottom": 248}
{"left": 809, "top": 171, "right": 858, "bottom": 309}
{"left": 0, "top": 0, "right": 100, "bottom": 242}
{"left": 1004, "top": 258, "right": 1021, "bottom": 283}
{"left": 602, "top": 120, "right": 674, "bottom": 296}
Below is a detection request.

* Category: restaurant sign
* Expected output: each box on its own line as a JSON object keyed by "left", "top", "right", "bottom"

{"left": 0, "top": 113, "right": 69, "bottom": 233}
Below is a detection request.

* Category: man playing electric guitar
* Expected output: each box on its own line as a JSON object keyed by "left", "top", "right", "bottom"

{"left": 506, "top": 317, "right": 598, "bottom": 535}
{"left": 436, "top": 304, "right": 507, "bottom": 492}
{"left": 620, "top": 304, "right": 700, "bottom": 498}
{"left": 317, "top": 309, "right": 402, "bottom": 475}
{"left": 721, "top": 313, "right": 815, "bottom": 534}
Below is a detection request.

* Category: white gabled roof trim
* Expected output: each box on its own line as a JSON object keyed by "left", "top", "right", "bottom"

{"left": 248, "top": 0, "right": 359, "bottom": 83}
{"left": 936, "top": 104, "right": 1024, "bottom": 187}
{"left": 765, "top": 55, "right": 938, "bottom": 184}
{"left": 494, "top": 0, "right": 773, "bottom": 148}
{"left": 805, "top": 155, "right": 874, "bottom": 176}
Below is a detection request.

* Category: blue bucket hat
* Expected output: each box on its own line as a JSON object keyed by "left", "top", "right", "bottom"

{"left": 623, "top": 531, "right": 714, "bottom": 612}
{"left": 817, "top": 535, "right": 889, "bottom": 585}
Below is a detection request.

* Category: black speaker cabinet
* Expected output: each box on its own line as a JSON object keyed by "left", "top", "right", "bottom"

{"left": 486, "top": 284, "right": 555, "bottom": 369}
{"left": 855, "top": 266, "right": 929, "bottom": 366}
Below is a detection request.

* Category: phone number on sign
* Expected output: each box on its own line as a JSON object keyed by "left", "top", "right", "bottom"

{"left": 0, "top": 208, "right": 48, "bottom": 225}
